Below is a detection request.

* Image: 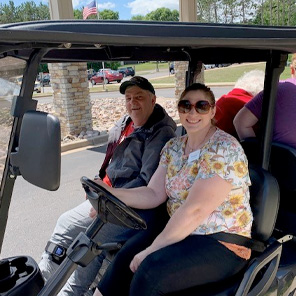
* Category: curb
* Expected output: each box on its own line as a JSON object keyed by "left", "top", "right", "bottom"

{"left": 61, "top": 133, "right": 109, "bottom": 153}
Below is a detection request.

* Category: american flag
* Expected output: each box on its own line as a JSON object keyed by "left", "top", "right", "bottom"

{"left": 83, "top": 0, "right": 97, "bottom": 20}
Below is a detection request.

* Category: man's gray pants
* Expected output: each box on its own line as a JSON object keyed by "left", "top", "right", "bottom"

{"left": 38, "top": 199, "right": 159, "bottom": 296}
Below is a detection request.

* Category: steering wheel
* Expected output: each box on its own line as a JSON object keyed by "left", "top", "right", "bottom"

{"left": 80, "top": 176, "right": 147, "bottom": 230}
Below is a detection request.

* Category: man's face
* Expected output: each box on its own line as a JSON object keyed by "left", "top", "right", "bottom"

{"left": 125, "top": 85, "right": 156, "bottom": 127}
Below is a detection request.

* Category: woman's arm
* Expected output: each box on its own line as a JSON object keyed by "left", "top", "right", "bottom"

{"left": 130, "top": 174, "right": 232, "bottom": 272}
{"left": 233, "top": 106, "right": 258, "bottom": 140}
{"left": 94, "top": 164, "right": 168, "bottom": 209}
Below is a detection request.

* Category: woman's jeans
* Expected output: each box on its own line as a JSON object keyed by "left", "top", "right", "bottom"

{"left": 98, "top": 230, "right": 249, "bottom": 296}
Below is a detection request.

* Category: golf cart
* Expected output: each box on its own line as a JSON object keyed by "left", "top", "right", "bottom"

{"left": 0, "top": 20, "right": 296, "bottom": 296}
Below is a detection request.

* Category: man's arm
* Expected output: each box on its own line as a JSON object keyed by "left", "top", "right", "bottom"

{"left": 234, "top": 106, "right": 258, "bottom": 140}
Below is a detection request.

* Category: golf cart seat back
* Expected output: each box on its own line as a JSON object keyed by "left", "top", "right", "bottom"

{"left": 270, "top": 143, "right": 296, "bottom": 236}
{"left": 167, "top": 165, "right": 280, "bottom": 296}
{"left": 248, "top": 165, "right": 279, "bottom": 242}
{"left": 241, "top": 139, "right": 296, "bottom": 235}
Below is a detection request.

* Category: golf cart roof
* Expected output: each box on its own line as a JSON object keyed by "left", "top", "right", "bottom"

{"left": 0, "top": 20, "right": 296, "bottom": 63}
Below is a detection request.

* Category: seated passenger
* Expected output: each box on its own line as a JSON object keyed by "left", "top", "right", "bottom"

{"left": 215, "top": 70, "right": 264, "bottom": 138}
{"left": 38, "top": 76, "right": 177, "bottom": 296}
{"left": 93, "top": 83, "right": 253, "bottom": 296}
{"left": 234, "top": 78, "right": 296, "bottom": 149}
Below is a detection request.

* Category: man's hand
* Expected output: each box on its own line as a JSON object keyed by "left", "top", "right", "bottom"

{"left": 89, "top": 206, "right": 97, "bottom": 219}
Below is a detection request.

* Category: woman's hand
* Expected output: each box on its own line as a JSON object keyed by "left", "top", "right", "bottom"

{"left": 89, "top": 206, "right": 97, "bottom": 219}
{"left": 129, "top": 247, "right": 153, "bottom": 273}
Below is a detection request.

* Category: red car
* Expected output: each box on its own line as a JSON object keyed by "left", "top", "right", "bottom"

{"left": 90, "top": 70, "right": 123, "bottom": 85}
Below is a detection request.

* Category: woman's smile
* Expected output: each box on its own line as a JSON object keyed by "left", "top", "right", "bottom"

{"left": 186, "top": 118, "right": 201, "bottom": 124}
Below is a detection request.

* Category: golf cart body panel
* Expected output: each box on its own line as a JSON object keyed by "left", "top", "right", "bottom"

{"left": 0, "top": 20, "right": 296, "bottom": 295}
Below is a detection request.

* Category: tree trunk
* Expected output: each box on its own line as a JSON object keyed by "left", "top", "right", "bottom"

{"left": 270, "top": 0, "right": 272, "bottom": 25}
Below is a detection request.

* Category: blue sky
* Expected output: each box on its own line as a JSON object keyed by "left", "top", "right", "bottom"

{"left": 1, "top": 0, "right": 179, "bottom": 20}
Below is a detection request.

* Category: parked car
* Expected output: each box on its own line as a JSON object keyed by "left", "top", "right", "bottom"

{"left": 118, "top": 67, "right": 135, "bottom": 77}
{"left": 215, "top": 63, "right": 231, "bottom": 68}
{"left": 87, "top": 69, "right": 96, "bottom": 80}
{"left": 90, "top": 70, "right": 123, "bottom": 85}
{"left": 204, "top": 64, "right": 215, "bottom": 69}
{"left": 13, "top": 75, "right": 23, "bottom": 85}
{"left": 34, "top": 81, "right": 41, "bottom": 93}
{"left": 169, "top": 62, "right": 175, "bottom": 74}
{"left": 40, "top": 74, "right": 51, "bottom": 86}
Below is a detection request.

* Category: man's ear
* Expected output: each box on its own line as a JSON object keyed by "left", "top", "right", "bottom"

{"left": 151, "top": 94, "right": 156, "bottom": 105}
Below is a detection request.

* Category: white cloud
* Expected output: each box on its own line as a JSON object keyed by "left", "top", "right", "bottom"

{"left": 97, "top": 2, "right": 115, "bottom": 10}
{"left": 72, "top": 0, "right": 82, "bottom": 9}
{"left": 127, "top": 0, "right": 178, "bottom": 16}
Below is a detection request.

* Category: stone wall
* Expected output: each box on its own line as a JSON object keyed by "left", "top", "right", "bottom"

{"left": 174, "top": 61, "right": 189, "bottom": 99}
{"left": 174, "top": 61, "right": 205, "bottom": 100}
{"left": 49, "top": 62, "right": 92, "bottom": 137}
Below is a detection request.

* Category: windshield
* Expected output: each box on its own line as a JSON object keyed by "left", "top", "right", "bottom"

{"left": 0, "top": 57, "right": 25, "bottom": 183}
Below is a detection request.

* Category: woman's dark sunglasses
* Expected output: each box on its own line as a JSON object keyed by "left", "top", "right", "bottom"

{"left": 178, "top": 100, "right": 215, "bottom": 114}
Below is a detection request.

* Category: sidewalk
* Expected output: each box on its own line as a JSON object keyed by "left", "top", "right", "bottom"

{"left": 61, "top": 133, "right": 108, "bottom": 153}
{"left": 61, "top": 118, "right": 182, "bottom": 154}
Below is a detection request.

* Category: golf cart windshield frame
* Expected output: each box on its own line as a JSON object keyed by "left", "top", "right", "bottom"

{"left": 0, "top": 20, "right": 293, "bottom": 251}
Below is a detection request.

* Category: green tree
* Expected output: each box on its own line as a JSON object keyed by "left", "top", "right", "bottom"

{"left": 252, "top": 0, "right": 296, "bottom": 26}
{"left": 0, "top": 1, "right": 17, "bottom": 23}
{"left": 145, "top": 7, "right": 179, "bottom": 21}
{"left": 0, "top": 1, "right": 49, "bottom": 23}
{"left": 99, "top": 9, "right": 119, "bottom": 20}
{"left": 17, "top": 1, "right": 50, "bottom": 21}
{"left": 131, "top": 15, "right": 146, "bottom": 21}
{"left": 74, "top": 8, "right": 83, "bottom": 19}
{"left": 74, "top": 8, "right": 119, "bottom": 20}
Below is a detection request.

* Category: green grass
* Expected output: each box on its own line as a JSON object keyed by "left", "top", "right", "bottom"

{"left": 205, "top": 63, "right": 266, "bottom": 83}
{"left": 148, "top": 62, "right": 291, "bottom": 85}
{"left": 33, "top": 62, "right": 293, "bottom": 97}
{"left": 123, "top": 62, "right": 170, "bottom": 73}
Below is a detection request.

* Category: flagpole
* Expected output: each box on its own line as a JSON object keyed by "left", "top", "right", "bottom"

{"left": 96, "top": 1, "right": 106, "bottom": 91}
{"left": 97, "top": 1, "right": 99, "bottom": 20}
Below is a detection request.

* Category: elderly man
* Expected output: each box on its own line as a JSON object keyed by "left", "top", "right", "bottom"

{"left": 39, "top": 76, "right": 177, "bottom": 295}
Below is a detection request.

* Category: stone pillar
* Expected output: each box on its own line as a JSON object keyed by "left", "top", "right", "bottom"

{"left": 49, "top": 63, "right": 92, "bottom": 137}
{"left": 175, "top": 0, "right": 203, "bottom": 99}
{"left": 175, "top": 61, "right": 188, "bottom": 99}
{"left": 48, "top": 0, "right": 92, "bottom": 138}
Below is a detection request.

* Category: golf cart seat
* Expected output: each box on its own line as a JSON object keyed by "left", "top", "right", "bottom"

{"left": 241, "top": 139, "right": 296, "bottom": 293}
{"left": 268, "top": 143, "right": 296, "bottom": 289}
{"left": 241, "top": 139, "right": 296, "bottom": 235}
{"left": 167, "top": 165, "right": 280, "bottom": 296}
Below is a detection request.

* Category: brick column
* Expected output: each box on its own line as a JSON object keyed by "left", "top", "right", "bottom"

{"left": 175, "top": 0, "right": 205, "bottom": 100}
{"left": 49, "top": 63, "right": 92, "bottom": 137}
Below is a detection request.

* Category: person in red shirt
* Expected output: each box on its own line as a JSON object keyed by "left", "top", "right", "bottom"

{"left": 215, "top": 70, "right": 265, "bottom": 138}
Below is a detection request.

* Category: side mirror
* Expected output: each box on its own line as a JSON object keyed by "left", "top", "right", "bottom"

{"left": 10, "top": 111, "right": 61, "bottom": 191}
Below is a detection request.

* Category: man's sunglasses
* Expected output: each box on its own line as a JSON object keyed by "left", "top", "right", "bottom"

{"left": 177, "top": 100, "right": 215, "bottom": 114}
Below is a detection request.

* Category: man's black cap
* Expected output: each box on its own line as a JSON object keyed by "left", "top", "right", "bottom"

{"left": 120, "top": 76, "right": 155, "bottom": 95}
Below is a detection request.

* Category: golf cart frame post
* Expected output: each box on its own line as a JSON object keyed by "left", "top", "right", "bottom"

{"left": 0, "top": 20, "right": 296, "bottom": 295}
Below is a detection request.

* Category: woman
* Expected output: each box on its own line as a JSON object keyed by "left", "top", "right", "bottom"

{"left": 93, "top": 83, "right": 253, "bottom": 296}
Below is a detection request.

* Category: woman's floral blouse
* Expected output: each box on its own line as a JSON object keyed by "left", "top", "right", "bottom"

{"left": 159, "top": 128, "right": 253, "bottom": 238}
